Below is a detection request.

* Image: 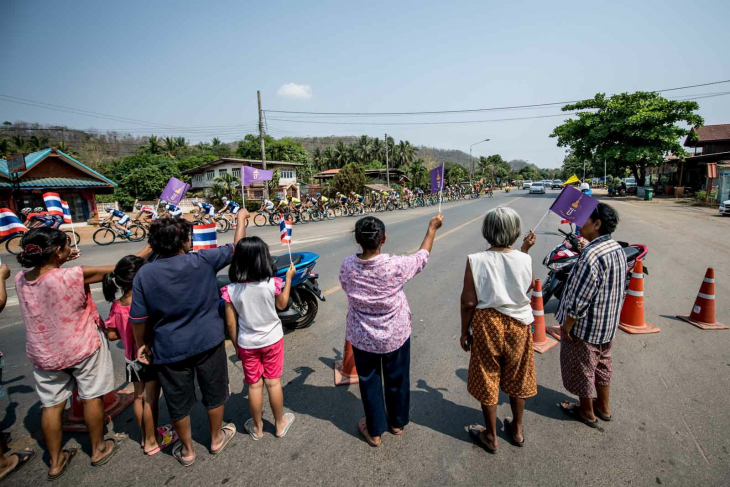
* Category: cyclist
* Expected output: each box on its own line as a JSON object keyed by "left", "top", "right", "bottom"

{"left": 350, "top": 191, "right": 364, "bottom": 212}
{"left": 158, "top": 200, "right": 183, "bottom": 218}
{"left": 134, "top": 202, "right": 157, "bottom": 225}
{"left": 26, "top": 207, "right": 64, "bottom": 229}
{"left": 191, "top": 198, "right": 215, "bottom": 223}
{"left": 103, "top": 204, "right": 131, "bottom": 236}
{"left": 336, "top": 192, "right": 348, "bottom": 212}
{"left": 403, "top": 187, "right": 412, "bottom": 207}
{"left": 274, "top": 195, "right": 289, "bottom": 215}
{"left": 258, "top": 196, "right": 275, "bottom": 213}
{"left": 289, "top": 195, "right": 301, "bottom": 213}
{"left": 316, "top": 193, "right": 329, "bottom": 214}
{"left": 219, "top": 197, "right": 240, "bottom": 216}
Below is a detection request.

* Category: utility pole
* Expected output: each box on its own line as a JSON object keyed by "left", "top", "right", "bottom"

{"left": 385, "top": 133, "right": 390, "bottom": 187}
{"left": 257, "top": 90, "right": 269, "bottom": 199}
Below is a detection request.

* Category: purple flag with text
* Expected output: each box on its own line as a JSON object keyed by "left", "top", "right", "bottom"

{"left": 160, "top": 177, "right": 191, "bottom": 204}
{"left": 430, "top": 164, "right": 444, "bottom": 193}
{"left": 549, "top": 185, "right": 599, "bottom": 227}
{"left": 242, "top": 166, "right": 274, "bottom": 186}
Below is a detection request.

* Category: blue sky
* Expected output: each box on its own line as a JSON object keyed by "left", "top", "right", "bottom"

{"left": 1, "top": 0, "right": 729, "bottom": 168}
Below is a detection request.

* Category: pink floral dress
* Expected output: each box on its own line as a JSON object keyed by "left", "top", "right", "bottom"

{"left": 339, "top": 250, "right": 429, "bottom": 354}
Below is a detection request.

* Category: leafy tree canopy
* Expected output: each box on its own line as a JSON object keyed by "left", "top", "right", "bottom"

{"left": 333, "top": 163, "right": 366, "bottom": 195}
{"left": 551, "top": 91, "right": 704, "bottom": 186}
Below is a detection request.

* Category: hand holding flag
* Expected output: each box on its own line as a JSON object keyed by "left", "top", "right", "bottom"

{"left": 160, "top": 177, "right": 191, "bottom": 204}
{"left": 192, "top": 223, "right": 218, "bottom": 250}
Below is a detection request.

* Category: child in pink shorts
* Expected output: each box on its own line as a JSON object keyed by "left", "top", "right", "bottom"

{"left": 222, "top": 236, "right": 296, "bottom": 440}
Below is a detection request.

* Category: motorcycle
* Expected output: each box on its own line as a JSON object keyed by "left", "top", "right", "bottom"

{"left": 217, "top": 251, "right": 325, "bottom": 330}
{"left": 541, "top": 224, "right": 648, "bottom": 304}
{"left": 505, "top": 186, "right": 511, "bottom": 193}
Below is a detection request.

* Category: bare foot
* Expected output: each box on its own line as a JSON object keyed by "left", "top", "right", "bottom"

{"left": 0, "top": 453, "right": 20, "bottom": 480}
{"left": 508, "top": 419, "right": 524, "bottom": 443}
{"left": 358, "top": 418, "right": 381, "bottom": 447}
{"left": 48, "top": 450, "right": 69, "bottom": 477}
{"left": 480, "top": 430, "right": 498, "bottom": 451}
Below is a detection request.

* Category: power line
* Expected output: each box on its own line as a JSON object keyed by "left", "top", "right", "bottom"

{"left": 263, "top": 79, "right": 730, "bottom": 116}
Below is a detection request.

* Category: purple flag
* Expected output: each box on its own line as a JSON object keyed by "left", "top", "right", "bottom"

{"left": 242, "top": 166, "right": 274, "bottom": 186}
{"left": 430, "top": 164, "right": 445, "bottom": 193}
{"left": 160, "top": 177, "right": 190, "bottom": 204}
{"left": 549, "top": 185, "right": 599, "bottom": 227}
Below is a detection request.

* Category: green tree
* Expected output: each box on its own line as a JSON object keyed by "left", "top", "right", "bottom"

{"left": 444, "top": 162, "right": 468, "bottom": 184}
{"left": 55, "top": 140, "right": 78, "bottom": 157}
{"left": 101, "top": 153, "right": 181, "bottom": 209}
{"left": 0, "top": 139, "right": 12, "bottom": 157}
{"left": 11, "top": 135, "right": 26, "bottom": 153}
{"left": 29, "top": 135, "right": 49, "bottom": 152}
{"left": 141, "top": 135, "right": 164, "bottom": 155}
{"left": 370, "top": 138, "right": 384, "bottom": 162}
{"left": 561, "top": 152, "right": 592, "bottom": 181}
{"left": 205, "top": 182, "right": 226, "bottom": 204}
{"left": 311, "top": 147, "right": 324, "bottom": 172}
{"left": 355, "top": 135, "right": 372, "bottom": 164}
{"left": 392, "top": 140, "right": 416, "bottom": 168}
{"left": 407, "top": 158, "right": 428, "bottom": 189}
{"left": 333, "top": 163, "right": 366, "bottom": 194}
{"left": 268, "top": 168, "right": 281, "bottom": 194}
{"left": 175, "top": 137, "right": 188, "bottom": 148}
{"left": 214, "top": 172, "right": 240, "bottom": 199}
{"left": 365, "top": 160, "right": 385, "bottom": 170}
{"left": 551, "top": 91, "right": 703, "bottom": 186}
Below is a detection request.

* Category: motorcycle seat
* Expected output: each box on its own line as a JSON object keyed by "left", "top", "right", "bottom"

{"left": 623, "top": 246, "right": 641, "bottom": 261}
{"left": 272, "top": 254, "right": 302, "bottom": 271}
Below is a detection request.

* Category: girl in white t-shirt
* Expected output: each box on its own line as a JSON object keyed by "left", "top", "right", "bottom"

{"left": 223, "top": 236, "right": 296, "bottom": 441}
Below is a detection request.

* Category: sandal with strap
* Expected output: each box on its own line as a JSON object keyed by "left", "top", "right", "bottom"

{"left": 172, "top": 442, "right": 195, "bottom": 467}
{"left": 559, "top": 402, "right": 599, "bottom": 429}
{"left": 47, "top": 447, "right": 78, "bottom": 481}
{"left": 211, "top": 423, "right": 236, "bottom": 455}
{"left": 0, "top": 448, "right": 36, "bottom": 482}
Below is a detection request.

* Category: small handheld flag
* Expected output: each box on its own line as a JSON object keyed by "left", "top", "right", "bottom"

{"left": 430, "top": 163, "right": 445, "bottom": 211}
{"left": 159, "top": 177, "right": 191, "bottom": 204}
{"left": 0, "top": 208, "right": 27, "bottom": 238}
{"left": 279, "top": 218, "right": 292, "bottom": 244}
{"left": 43, "top": 192, "right": 64, "bottom": 216}
{"left": 242, "top": 166, "right": 274, "bottom": 186}
{"left": 564, "top": 174, "right": 580, "bottom": 185}
{"left": 61, "top": 200, "right": 73, "bottom": 224}
{"left": 549, "top": 185, "right": 599, "bottom": 228}
{"left": 192, "top": 223, "right": 218, "bottom": 250}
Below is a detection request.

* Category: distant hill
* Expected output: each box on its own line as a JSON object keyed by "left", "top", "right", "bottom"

{"left": 289, "top": 136, "right": 359, "bottom": 152}
{"left": 416, "top": 145, "right": 475, "bottom": 168}
{"left": 508, "top": 159, "right": 530, "bottom": 171}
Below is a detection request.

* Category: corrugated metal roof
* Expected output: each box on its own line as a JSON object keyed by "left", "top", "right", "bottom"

{"left": 0, "top": 176, "right": 112, "bottom": 188}
{"left": 0, "top": 148, "right": 116, "bottom": 186}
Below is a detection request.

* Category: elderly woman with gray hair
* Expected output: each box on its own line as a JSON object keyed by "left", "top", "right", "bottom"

{"left": 460, "top": 207, "right": 537, "bottom": 453}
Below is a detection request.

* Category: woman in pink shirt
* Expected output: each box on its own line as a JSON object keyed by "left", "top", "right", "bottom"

{"left": 14, "top": 227, "right": 150, "bottom": 480}
{"left": 339, "top": 213, "right": 443, "bottom": 447}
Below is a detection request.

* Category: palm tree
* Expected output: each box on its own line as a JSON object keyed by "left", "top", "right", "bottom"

{"left": 205, "top": 182, "right": 226, "bottom": 203}
{"left": 213, "top": 172, "right": 240, "bottom": 198}
{"left": 29, "top": 135, "right": 49, "bottom": 152}
{"left": 0, "top": 139, "right": 12, "bottom": 158}
{"left": 11, "top": 135, "right": 26, "bottom": 153}
{"left": 175, "top": 137, "right": 188, "bottom": 148}
{"left": 164, "top": 137, "right": 177, "bottom": 156}
{"left": 322, "top": 147, "right": 336, "bottom": 169}
{"left": 332, "top": 141, "right": 348, "bottom": 168}
{"left": 55, "top": 140, "right": 77, "bottom": 157}
{"left": 211, "top": 137, "right": 222, "bottom": 147}
{"left": 407, "top": 158, "right": 428, "bottom": 189}
{"left": 143, "top": 135, "right": 163, "bottom": 155}
{"left": 355, "top": 135, "right": 372, "bottom": 164}
{"left": 196, "top": 141, "right": 211, "bottom": 151}
{"left": 370, "top": 138, "right": 384, "bottom": 162}
{"left": 311, "top": 147, "right": 324, "bottom": 171}
{"left": 393, "top": 140, "right": 416, "bottom": 168}
{"left": 345, "top": 144, "right": 358, "bottom": 165}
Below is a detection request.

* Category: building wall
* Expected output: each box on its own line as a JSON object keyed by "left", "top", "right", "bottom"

{"left": 23, "top": 155, "right": 95, "bottom": 180}
{"left": 700, "top": 142, "right": 730, "bottom": 155}
{"left": 189, "top": 162, "right": 297, "bottom": 189}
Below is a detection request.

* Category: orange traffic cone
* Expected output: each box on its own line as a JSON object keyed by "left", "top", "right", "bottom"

{"left": 63, "top": 386, "right": 135, "bottom": 432}
{"left": 677, "top": 268, "right": 728, "bottom": 330}
{"left": 531, "top": 279, "right": 558, "bottom": 353}
{"left": 334, "top": 340, "right": 359, "bottom": 386}
{"left": 618, "top": 260, "right": 660, "bottom": 334}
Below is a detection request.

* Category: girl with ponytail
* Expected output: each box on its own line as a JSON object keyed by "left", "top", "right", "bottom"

{"left": 339, "top": 213, "right": 444, "bottom": 447}
{"left": 103, "top": 256, "right": 177, "bottom": 456}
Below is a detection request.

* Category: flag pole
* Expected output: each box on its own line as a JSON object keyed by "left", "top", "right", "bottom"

{"left": 70, "top": 219, "right": 78, "bottom": 251}
{"left": 287, "top": 240, "right": 293, "bottom": 265}
{"left": 533, "top": 209, "right": 550, "bottom": 232}
{"left": 438, "top": 163, "right": 444, "bottom": 213}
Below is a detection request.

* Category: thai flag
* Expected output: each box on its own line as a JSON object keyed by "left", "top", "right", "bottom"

{"left": 560, "top": 219, "right": 571, "bottom": 225}
{"left": 279, "top": 218, "right": 292, "bottom": 244}
{"left": 43, "top": 192, "right": 64, "bottom": 216}
{"left": 192, "top": 223, "right": 217, "bottom": 250}
{"left": 0, "top": 208, "right": 27, "bottom": 238}
{"left": 61, "top": 200, "right": 73, "bottom": 224}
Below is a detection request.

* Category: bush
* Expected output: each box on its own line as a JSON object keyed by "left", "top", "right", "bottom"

{"left": 696, "top": 190, "right": 707, "bottom": 200}
{"left": 244, "top": 200, "right": 260, "bottom": 212}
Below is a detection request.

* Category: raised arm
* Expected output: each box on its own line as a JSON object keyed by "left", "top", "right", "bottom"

{"left": 0, "top": 264, "right": 10, "bottom": 313}
{"left": 419, "top": 213, "right": 444, "bottom": 253}
{"left": 234, "top": 209, "right": 248, "bottom": 245}
{"left": 81, "top": 244, "right": 153, "bottom": 284}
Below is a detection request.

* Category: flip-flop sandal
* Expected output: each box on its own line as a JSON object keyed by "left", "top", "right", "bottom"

{"left": 358, "top": 418, "right": 380, "bottom": 447}
{"left": 504, "top": 418, "right": 525, "bottom": 447}
{"left": 91, "top": 436, "right": 126, "bottom": 467}
{"left": 244, "top": 418, "right": 263, "bottom": 441}
{"left": 466, "top": 426, "right": 497, "bottom": 454}
{"left": 388, "top": 426, "right": 403, "bottom": 436}
{"left": 0, "top": 448, "right": 36, "bottom": 482}
{"left": 595, "top": 411, "right": 613, "bottom": 422}
{"left": 211, "top": 423, "right": 236, "bottom": 455}
{"left": 47, "top": 447, "right": 78, "bottom": 481}
{"left": 275, "top": 413, "right": 296, "bottom": 439}
{"left": 559, "top": 402, "right": 599, "bottom": 429}
{"left": 172, "top": 442, "right": 195, "bottom": 467}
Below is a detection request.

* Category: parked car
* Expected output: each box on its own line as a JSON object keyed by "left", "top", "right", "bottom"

{"left": 624, "top": 177, "right": 637, "bottom": 194}
{"left": 529, "top": 182, "right": 545, "bottom": 194}
{"left": 523, "top": 180, "right": 532, "bottom": 189}
{"left": 551, "top": 179, "right": 563, "bottom": 189}
{"left": 720, "top": 200, "right": 730, "bottom": 216}
{"left": 542, "top": 180, "right": 552, "bottom": 187}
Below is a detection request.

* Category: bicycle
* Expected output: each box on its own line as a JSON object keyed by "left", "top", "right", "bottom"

{"left": 4, "top": 228, "right": 82, "bottom": 255}
{"left": 93, "top": 221, "right": 146, "bottom": 246}
{"left": 219, "top": 212, "right": 249, "bottom": 229}
{"left": 253, "top": 209, "right": 281, "bottom": 227}
{"left": 193, "top": 214, "right": 230, "bottom": 233}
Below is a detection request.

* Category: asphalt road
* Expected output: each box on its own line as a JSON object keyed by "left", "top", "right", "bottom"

{"left": 1, "top": 190, "right": 728, "bottom": 486}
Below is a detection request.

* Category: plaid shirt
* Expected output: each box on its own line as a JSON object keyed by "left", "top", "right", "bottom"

{"left": 555, "top": 235, "right": 628, "bottom": 344}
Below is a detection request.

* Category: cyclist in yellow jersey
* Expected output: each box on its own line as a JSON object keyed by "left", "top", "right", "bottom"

{"left": 317, "top": 193, "right": 329, "bottom": 213}
{"left": 289, "top": 196, "right": 301, "bottom": 212}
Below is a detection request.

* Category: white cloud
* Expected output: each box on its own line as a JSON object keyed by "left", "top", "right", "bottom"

{"left": 277, "top": 83, "right": 313, "bottom": 100}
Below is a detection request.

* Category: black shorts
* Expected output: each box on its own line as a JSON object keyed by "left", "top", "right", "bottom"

{"left": 156, "top": 342, "right": 229, "bottom": 422}
{"left": 125, "top": 360, "right": 158, "bottom": 384}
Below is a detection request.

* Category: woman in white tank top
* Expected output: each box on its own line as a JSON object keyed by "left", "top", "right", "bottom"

{"left": 460, "top": 207, "right": 537, "bottom": 453}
